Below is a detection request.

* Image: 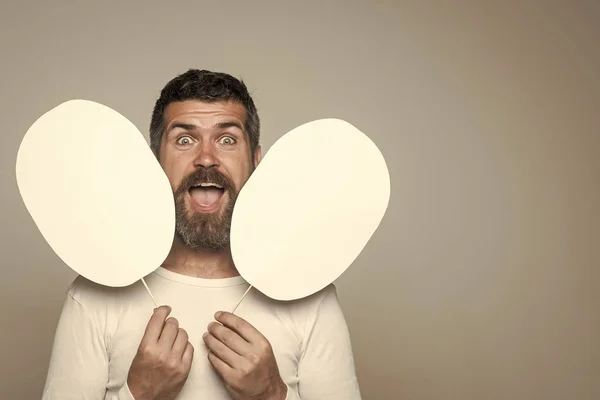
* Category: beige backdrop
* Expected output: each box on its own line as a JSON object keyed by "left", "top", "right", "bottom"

{"left": 0, "top": 1, "right": 598, "bottom": 399}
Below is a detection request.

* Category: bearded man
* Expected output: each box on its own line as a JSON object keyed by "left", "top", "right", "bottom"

{"left": 42, "top": 69, "right": 362, "bottom": 400}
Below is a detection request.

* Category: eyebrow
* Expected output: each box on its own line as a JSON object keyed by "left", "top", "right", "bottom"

{"left": 167, "top": 121, "right": 245, "bottom": 134}
{"left": 214, "top": 121, "right": 244, "bottom": 132}
{"left": 168, "top": 123, "right": 196, "bottom": 132}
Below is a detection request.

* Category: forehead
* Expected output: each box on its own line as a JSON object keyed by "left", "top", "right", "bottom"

{"left": 163, "top": 100, "right": 246, "bottom": 127}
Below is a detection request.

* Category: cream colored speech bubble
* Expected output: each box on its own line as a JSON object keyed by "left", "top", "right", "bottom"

{"left": 230, "top": 118, "right": 390, "bottom": 302}
{"left": 15, "top": 99, "right": 175, "bottom": 288}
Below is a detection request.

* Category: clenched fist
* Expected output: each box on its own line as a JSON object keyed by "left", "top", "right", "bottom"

{"left": 203, "top": 311, "right": 287, "bottom": 400}
{"left": 127, "top": 306, "right": 194, "bottom": 400}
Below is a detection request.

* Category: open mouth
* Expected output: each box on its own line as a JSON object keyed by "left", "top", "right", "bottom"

{"left": 188, "top": 182, "right": 226, "bottom": 211}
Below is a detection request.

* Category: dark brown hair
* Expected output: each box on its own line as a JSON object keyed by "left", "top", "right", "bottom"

{"left": 149, "top": 69, "right": 260, "bottom": 159}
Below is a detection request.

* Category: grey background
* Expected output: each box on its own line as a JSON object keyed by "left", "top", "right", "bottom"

{"left": 0, "top": 1, "right": 598, "bottom": 399}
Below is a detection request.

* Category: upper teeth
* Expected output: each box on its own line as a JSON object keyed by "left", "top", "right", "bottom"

{"left": 196, "top": 183, "right": 223, "bottom": 188}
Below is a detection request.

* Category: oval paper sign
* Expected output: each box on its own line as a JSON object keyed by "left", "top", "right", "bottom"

{"left": 15, "top": 99, "right": 175, "bottom": 287}
{"left": 230, "top": 118, "right": 391, "bottom": 301}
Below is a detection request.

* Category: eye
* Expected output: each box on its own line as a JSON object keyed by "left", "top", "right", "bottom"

{"left": 176, "top": 136, "right": 193, "bottom": 146}
{"left": 219, "top": 136, "right": 236, "bottom": 145}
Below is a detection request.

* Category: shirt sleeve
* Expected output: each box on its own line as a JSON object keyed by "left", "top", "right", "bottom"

{"left": 295, "top": 285, "right": 362, "bottom": 400}
{"left": 42, "top": 291, "right": 132, "bottom": 400}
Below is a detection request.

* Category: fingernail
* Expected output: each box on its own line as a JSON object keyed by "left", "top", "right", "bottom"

{"left": 215, "top": 311, "right": 222, "bottom": 319}
{"left": 203, "top": 332, "right": 208, "bottom": 340}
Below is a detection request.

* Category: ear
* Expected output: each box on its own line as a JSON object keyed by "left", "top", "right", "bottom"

{"left": 253, "top": 145, "right": 262, "bottom": 168}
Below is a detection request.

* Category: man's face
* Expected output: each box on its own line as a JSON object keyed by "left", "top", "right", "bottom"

{"left": 158, "top": 100, "right": 261, "bottom": 251}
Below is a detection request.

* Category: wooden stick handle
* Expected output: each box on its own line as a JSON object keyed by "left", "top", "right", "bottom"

{"left": 141, "top": 277, "right": 158, "bottom": 308}
{"left": 232, "top": 285, "right": 253, "bottom": 314}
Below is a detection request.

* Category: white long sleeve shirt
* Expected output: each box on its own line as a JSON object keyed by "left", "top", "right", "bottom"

{"left": 42, "top": 267, "right": 362, "bottom": 399}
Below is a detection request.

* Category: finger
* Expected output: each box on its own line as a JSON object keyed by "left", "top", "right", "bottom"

{"left": 158, "top": 317, "right": 179, "bottom": 348}
{"left": 182, "top": 342, "right": 194, "bottom": 368}
{"left": 203, "top": 332, "right": 244, "bottom": 368}
{"left": 207, "top": 350, "right": 233, "bottom": 379}
{"left": 171, "top": 328, "right": 189, "bottom": 358}
{"left": 214, "top": 311, "right": 264, "bottom": 344}
{"left": 207, "top": 322, "right": 252, "bottom": 358}
{"left": 141, "top": 305, "right": 171, "bottom": 345}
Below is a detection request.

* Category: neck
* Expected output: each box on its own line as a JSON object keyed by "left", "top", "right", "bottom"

{"left": 161, "top": 236, "right": 239, "bottom": 279}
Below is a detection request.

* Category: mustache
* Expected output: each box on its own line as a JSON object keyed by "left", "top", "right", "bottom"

{"left": 175, "top": 168, "right": 236, "bottom": 196}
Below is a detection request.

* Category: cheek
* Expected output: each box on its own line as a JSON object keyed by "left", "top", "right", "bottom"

{"left": 222, "top": 155, "right": 253, "bottom": 188}
{"left": 161, "top": 158, "right": 187, "bottom": 191}
{"left": 233, "top": 166, "right": 254, "bottom": 191}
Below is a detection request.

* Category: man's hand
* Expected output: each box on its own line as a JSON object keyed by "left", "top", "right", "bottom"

{"left": 203, "top": 311, "right": 287, "bottom": 400}
{"left": 127, "top": 306, "right": 194, "bottom": 400}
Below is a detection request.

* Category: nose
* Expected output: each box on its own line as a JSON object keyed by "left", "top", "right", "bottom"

{"left": 193, "top": 140, "right": 219, "bottom": 169}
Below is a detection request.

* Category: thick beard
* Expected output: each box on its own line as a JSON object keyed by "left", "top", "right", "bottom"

{"left": 173, "top": 168, "right": 238, "bottom": 252}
